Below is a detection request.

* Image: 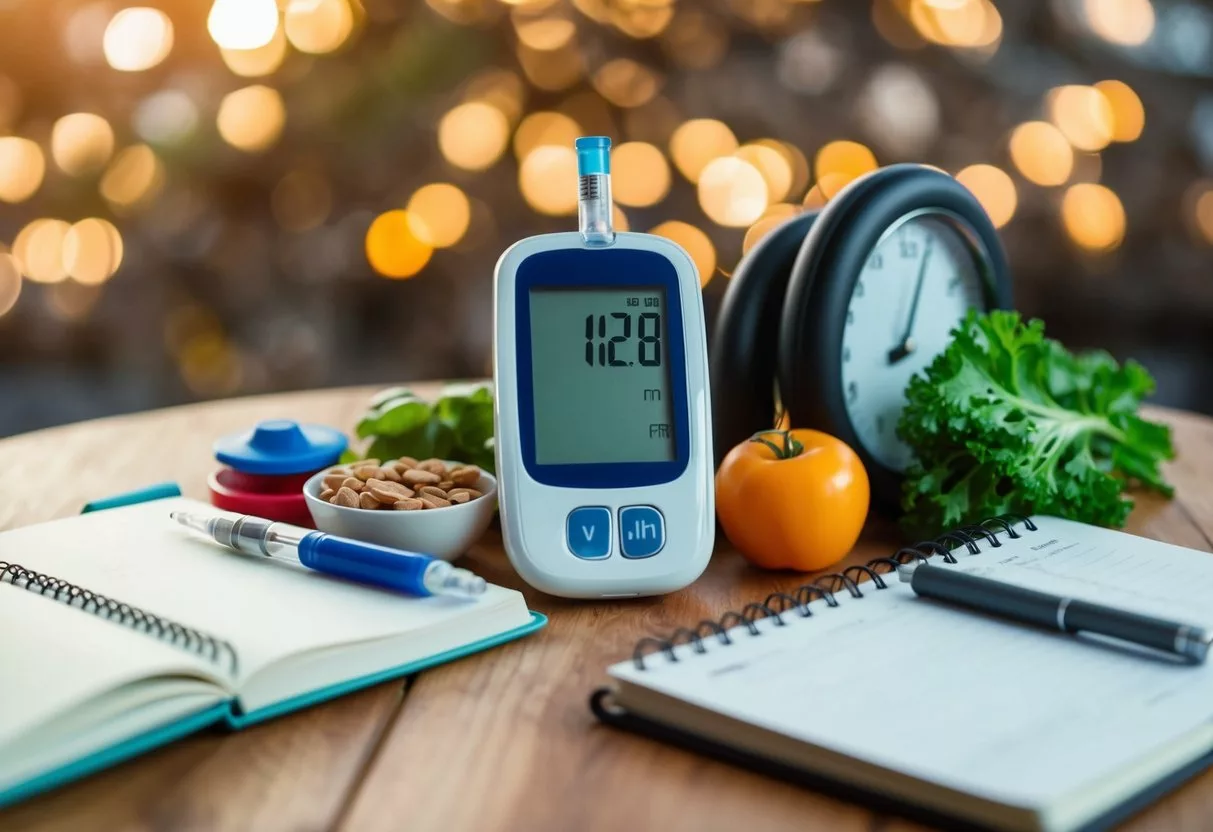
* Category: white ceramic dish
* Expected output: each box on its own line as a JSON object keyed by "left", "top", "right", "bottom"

{"left": 303, "top": 465, "right": 498, "bottom": 561}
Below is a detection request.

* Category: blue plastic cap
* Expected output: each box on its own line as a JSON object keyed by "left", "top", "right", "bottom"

{"left": 213, "top": 419, "right": 348, "bottom": 475}
{"left": 575, "top": 136, "right": 611, "bottom": 175}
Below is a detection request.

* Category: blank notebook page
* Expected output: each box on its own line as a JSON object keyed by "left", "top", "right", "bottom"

{"left": 610, "top": 517, "right": 1213, "bottom": 812}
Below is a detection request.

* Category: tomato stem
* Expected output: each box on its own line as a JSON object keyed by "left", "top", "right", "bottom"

{"left": 749, "top": 430, "right": 804, "bottom": 459}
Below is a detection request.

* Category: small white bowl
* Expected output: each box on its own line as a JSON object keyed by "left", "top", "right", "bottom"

{"left": 303, "top": 465, "right": 498, "bottom": 561}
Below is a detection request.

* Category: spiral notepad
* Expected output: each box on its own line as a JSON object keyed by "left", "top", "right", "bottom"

{"left": 593, "top": 515, "right": 1213, "bottom": 832}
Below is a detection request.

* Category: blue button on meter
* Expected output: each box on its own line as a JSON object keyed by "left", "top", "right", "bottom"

{"left": 620, "top": 506, "right": 664, "bottom": 559}
{"left": 567, "top": 507, "right": 611, "bottom": 559}
{"left": 493, "top": 135, "right": 715, "bottom": 599}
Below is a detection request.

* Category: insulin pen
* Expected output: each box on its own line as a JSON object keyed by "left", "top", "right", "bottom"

{"left": 171, "top": 511, "right": 487, "bottom": 598}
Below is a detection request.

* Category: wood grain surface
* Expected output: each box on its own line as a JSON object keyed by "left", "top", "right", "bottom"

{"left": 1, "top": 390, "right": 1211, "bottom": 832}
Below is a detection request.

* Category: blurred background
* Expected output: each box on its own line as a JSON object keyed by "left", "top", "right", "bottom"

{"left": 0, "top": 0, "right": 1211, "bottom": 437}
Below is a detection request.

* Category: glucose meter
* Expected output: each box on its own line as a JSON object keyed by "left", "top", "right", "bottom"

{"left": 493, "top": 137, "right": 714, "bottom": 599}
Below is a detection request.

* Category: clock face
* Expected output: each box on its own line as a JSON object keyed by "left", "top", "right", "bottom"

{"left": 840, "top": 213, "right": 987, "bottom": 472}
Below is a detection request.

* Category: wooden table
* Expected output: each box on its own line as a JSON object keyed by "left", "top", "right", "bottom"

{"left": 2, "top": 385, "right": 1213, "bottom": 832}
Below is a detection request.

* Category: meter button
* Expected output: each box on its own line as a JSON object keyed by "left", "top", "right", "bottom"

{"left": 619, "top": 506, "right": 665, "bottom": 559}
{"left": 566, "top": 507, "right": 611, "bottom": 559}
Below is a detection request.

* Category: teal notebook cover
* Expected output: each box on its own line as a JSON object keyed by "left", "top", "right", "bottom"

{"left": 0, "top": 485, "right": 548, "bottom": 810}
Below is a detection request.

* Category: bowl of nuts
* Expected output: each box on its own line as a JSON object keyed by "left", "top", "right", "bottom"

{"left": 303, "top": 456, "right": 497, "bottom": 561}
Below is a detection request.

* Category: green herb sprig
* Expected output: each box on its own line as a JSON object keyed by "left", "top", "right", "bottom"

{"left": 897, "top": 310, "right": 1174, "bottom": 537}
{"left": 343, "top": 382, "right": 496, "bottom": 472}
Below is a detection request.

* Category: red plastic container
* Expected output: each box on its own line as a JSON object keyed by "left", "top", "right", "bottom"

{"left": 208, "top": 468, "right": 318, "bottom": 527}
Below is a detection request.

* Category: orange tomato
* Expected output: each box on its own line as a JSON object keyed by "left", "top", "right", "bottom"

{"left": 715, "top": 429, "right": 870, "bottom": 571}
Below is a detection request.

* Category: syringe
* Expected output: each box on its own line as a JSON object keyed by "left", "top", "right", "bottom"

{"left": 575, "top": 136, "right": 616, "bottom": 246}
{"left": 171, "top": 511, "right": 487, "bottom": 598}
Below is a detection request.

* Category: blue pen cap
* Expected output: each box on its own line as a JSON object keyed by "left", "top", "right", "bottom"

{"left": 575, "top": 136, "right": 611, "bottom": 176}
{"left": 214, "top": 419, "right": 348, "bottom": 475}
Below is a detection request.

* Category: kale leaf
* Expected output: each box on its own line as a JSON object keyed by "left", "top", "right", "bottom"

{"left": 897, "top": 310, "right": 1174, "bottom": 537}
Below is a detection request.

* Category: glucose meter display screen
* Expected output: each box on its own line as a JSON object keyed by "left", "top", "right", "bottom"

{"left": 528, "top": 287, "right": 675, "bottom": 465}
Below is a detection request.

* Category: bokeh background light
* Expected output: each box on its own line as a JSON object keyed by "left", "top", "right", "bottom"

{"left": 1062, "top": 183, "right": 1126, "bottom": 253}
{"left": 52, "top": 113, "right": 115, "bottom": 177}
{"left": 285, "top": 0, "right": 356, "bottom": 55}
{"left": 440, "top": 102, "right": 511, "bottom": 171}
{"left": 101, "top": 145, "right": 165, "bottom": 211}
{"left": 208, "top": 0, "right": 279, "bottom": 50}
{"left": 519, "top": 145, "right": 579, "bottom": 215}
{"left": 815, "top": 140, "right": 878, "bottom": 188}
{"left": 13, "top": 219, "right": 71, "bottom": 285}
{"left": 955, "top": 165, "right": 1017, "bottom": 229}
{"left": 63, "top": 219, "right": 124, "bottom": 286}
{"left": 670, "top": 119, "right": 737, "bottom": 183}
{"left": 1, "top": 0, "right": 1212, "bottom": 433}
{"left": 1009, "top": 122, "right": 1074, "bottom": 187}
{"left": 698, "top": 157, "right": 769, "bottom": 227}
{"left": 216, "top": 86, "right": 287, "bottom": 153}
{"left": 407, "top": 184, "right": 472, "bottom": 248}
{"left": 514, "top": 111, "right": 582, "bottom": 160}
{"left": 0, "top": 137, "right": 45, "bottom": 203}
{"left": 366, "top": 210, "right": 433, "bottom": 278}
{"left": 103, "top": 7, "right": 174, "bottom": 72}
{"left": 612, "top": 142, "right": 671, "bottom": 207}
{"left": 1047, "top": 86, "right": 1115, "bottom": 152}
{"left": 221, "top": 27, "right": 289, "bottom": 78}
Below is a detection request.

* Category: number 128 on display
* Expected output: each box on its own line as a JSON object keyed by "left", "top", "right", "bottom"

{"left": 585, "top": 312, "right": 662, "bottom": 367}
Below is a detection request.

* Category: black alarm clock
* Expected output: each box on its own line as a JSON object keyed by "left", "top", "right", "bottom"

{"left": 711, "top": 164, "right": 1014, "bottom": 509}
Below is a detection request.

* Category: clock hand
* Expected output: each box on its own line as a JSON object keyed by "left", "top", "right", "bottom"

{"left": 887, "top": 236, "right": 934, "bottom": 365}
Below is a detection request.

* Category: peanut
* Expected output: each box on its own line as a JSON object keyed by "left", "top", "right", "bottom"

{"left": 402, "top": 468, "right": 441, "bottom": 486}
{"left": 344, "top": 459, "right": 380, "bottom": 469}
{"left": 447, "top": 488, "right": 482, "bottom": 500}
{"left": 323, "top": 473, "right": 348, "bottom": 490}
{"left": 450, "top": 465, "right": 481, "bottom": 487}
{"left": 358, "top": 491, "right": 380, "bottom": 510}
{"left": 380, "top": 467, "right": 403, "bottom": 483}
{"left": 437, "top": 480, "right": 455, "bottom": 491}
{"left": 319, "top": 488, "right": 336, "bottom": 501}
{"left": 420, "top": 495, "right": 451, "bottom": 509}
{"left": 341, "top": 476, "right": 365, "bottom": 493}
{"left": 333, "top": 486, "right": 360, "bottom": 508}
{"left": 418, "top": 458, "right": 448, "bottom": 475}
{"left": 353, "top": 465, "right": 382, "bottom": 481}
{"left": 418, "top": 485, "right": 448, "bottom": 499}
{"left": 393, "top": 498, "right": 425, "bottom": 511}
{"left": 396, "top": 457, "right": 419, "bottom": 470}
{"left": 449, "top": 492, "right": 470, "bottom": 504}
{"left": 369, "top": 480, "right": 414, "bottom": 503}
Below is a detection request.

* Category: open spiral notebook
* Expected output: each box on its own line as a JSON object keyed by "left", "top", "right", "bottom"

{"left": 592, "top": 516, "right": 1213, "bottom": 832}
{"left": 0, "top": 493, "right": 545, "bottom": 809}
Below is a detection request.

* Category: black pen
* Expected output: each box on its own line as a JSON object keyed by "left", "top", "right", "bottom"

{"left": 898, "top": 562, "right": 1212, "bottom": 663}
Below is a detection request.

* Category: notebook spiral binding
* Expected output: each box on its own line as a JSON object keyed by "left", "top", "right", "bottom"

{"left": 631, "top": 515, "right": 1038, "bottom": 670}
{"left": 1, "top": 560, "right": 239, "bottom": 675}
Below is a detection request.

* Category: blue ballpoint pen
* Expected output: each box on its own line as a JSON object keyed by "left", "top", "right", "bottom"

{"left": 171, "top": 510, "right": 487, "bottom": 598}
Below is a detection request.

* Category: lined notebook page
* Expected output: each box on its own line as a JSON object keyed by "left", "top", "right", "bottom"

{"left": 1, "top": 498, "right": 530, "bottom": 690}
{"left": 610, "top": 518, "right": 1213, "bottom": 810}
